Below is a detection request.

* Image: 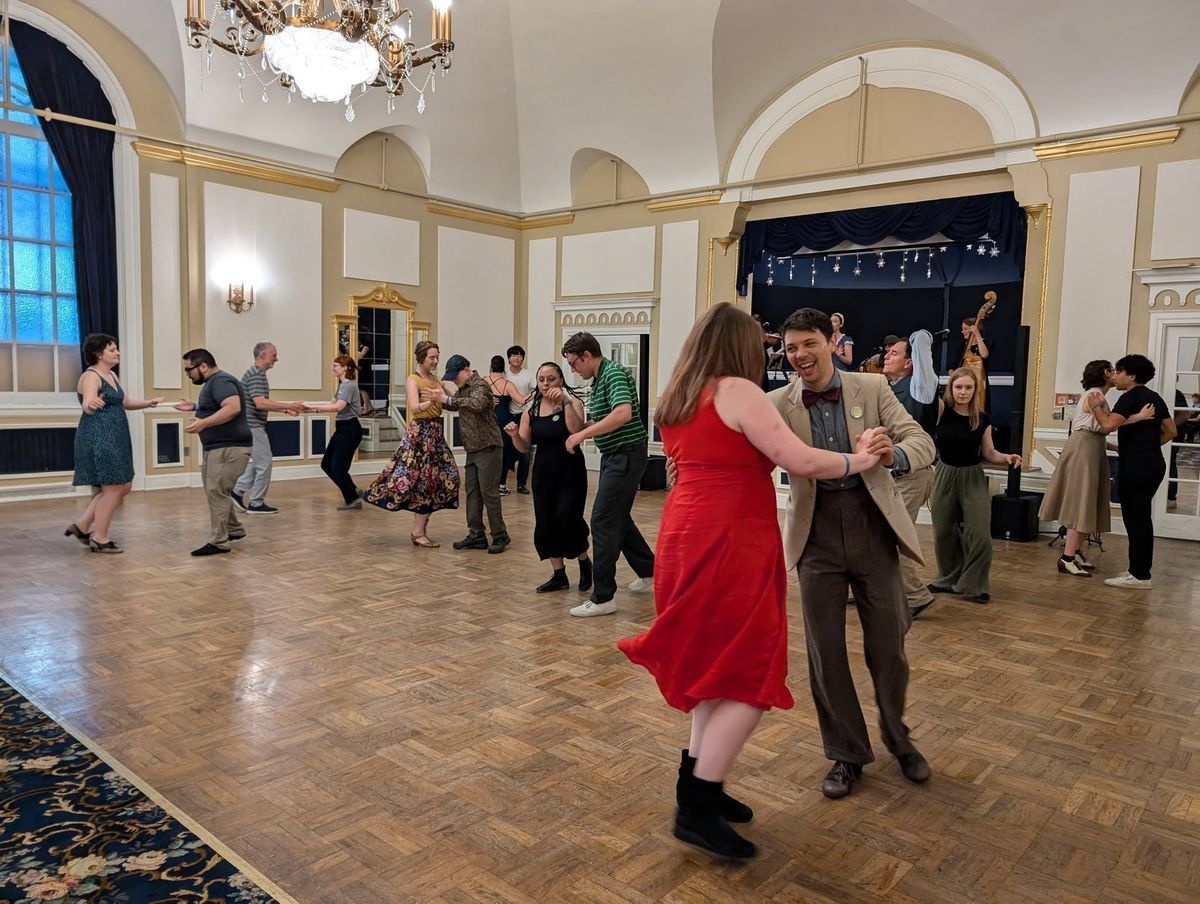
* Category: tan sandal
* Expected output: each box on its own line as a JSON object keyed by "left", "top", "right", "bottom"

{"left": 411, "top": 534, "right": 439, "bottom": 548}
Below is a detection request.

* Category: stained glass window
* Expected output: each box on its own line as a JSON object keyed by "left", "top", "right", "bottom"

{"left": 0, "top": 39, "right": 77, "bottom": 393}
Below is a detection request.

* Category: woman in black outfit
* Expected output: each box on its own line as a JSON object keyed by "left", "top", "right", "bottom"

{"left": 486, "top": 355, "right": 527, "bottom": 496}
{"left": 1104, "top": 354, "right": 1175, "bottom": 589}
{"left": 506, "top": 362, "right": 592, "bottom": 592}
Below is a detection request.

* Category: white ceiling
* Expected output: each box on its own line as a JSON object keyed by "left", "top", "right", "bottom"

{"left": 75, "top": 0, "right": 1200, "bottom": 213}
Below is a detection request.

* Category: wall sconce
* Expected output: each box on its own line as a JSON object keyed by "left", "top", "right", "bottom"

{"left": 227, "top": 283, "right": 255, "bottom": 314}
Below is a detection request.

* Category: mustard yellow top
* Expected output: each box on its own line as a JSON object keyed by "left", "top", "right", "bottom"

{"left": 410, "top": 372, "right": 443, "bottom": 420}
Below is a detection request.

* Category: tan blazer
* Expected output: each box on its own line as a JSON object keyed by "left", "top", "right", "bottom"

{"left": 769, "top": 372, "right": 936, "bottom": 570}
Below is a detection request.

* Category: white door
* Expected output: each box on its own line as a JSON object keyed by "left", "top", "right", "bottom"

{"left": 1155, "top": 323, "right": 1200, "bottom": 540}
{"left": 561, "top": 330, "right": 646, "bottom": 470}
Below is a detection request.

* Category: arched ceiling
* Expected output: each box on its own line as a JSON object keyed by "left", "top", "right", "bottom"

{"left": 75, "top": 0, "right": 1200, "bottom": 214}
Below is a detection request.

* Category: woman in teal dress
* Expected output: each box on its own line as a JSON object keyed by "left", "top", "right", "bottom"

{"left": 67, "top": 333, "right": 163, "bottom": 553}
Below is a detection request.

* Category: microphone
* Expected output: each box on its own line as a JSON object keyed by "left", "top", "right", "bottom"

{"left": 931, "top": 328, "right": 951, "bottom": 339}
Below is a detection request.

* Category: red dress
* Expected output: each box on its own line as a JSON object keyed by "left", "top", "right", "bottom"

{"left": 618, "top": 392, "right": 794, "bottom": 713}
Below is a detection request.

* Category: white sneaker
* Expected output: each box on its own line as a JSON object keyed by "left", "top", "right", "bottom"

{"left": 1103, "top": 572, "right": 1152, "bottom": 589}
{"left": 569, "top": 600, "right": 617, "bottom": 618}
{"left": 628, "top": 577, "right": 653, "bottom": 593}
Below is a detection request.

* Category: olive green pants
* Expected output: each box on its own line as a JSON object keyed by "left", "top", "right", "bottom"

{"left": 929, "top": 463, "right": 993, "bottom": 596}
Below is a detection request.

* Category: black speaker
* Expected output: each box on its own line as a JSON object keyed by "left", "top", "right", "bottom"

{"left": 640, "top": 454, "right": 668, "bottom": 491}
{"left": 990, "top": 325, "right": 1043, "bottom": 540}
{"left": 991, "top": 491, "right": 1042, "bottom": 541}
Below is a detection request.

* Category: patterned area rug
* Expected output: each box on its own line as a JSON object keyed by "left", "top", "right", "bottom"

{"left": 0, "top": 676, "right": 276, "bottom": 903}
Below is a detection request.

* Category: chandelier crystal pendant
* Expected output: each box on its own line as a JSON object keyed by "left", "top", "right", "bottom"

{"left": 185, "top": 0, "right": 455, "bottom": 120}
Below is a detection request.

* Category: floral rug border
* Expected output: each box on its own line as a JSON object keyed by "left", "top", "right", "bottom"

{"left": 0, "top": 667, "right": 295, "bottom": 903}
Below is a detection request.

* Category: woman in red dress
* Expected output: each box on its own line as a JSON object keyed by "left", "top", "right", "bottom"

{"left": 619, "top": 303, "right": 882, "bottom": 859}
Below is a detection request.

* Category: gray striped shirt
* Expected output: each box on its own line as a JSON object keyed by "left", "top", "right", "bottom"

{"left": 240, "top": 365, "right": 270, "bottom": 429}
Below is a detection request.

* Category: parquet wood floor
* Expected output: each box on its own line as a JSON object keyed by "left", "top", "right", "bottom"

{"left": 2, "top": 479, "right": 1199, "bottom": 902}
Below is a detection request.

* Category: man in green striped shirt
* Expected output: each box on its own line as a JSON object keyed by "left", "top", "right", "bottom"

{"left": 563, "top": 332, "right": 655, "bottom": 617}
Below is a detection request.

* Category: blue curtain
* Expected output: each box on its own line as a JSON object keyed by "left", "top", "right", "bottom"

{"left": 738, "top": 192, "right": 1025, "bottom": 294}
{"left": 8, "top": 20, "right": 118, "bottom": 354}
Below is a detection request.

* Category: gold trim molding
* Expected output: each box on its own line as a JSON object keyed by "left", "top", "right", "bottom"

{"left": 133, "top": 141, "right": 339, "bottom": 192}
{"left": 1033, "top": 127, "right": 1180, "bottom": 161}
{"left": 646, "top": 192, "right": 722, "bottom": 213}
{"left": 425, "top": 202, "right": 574, "bottom": 231}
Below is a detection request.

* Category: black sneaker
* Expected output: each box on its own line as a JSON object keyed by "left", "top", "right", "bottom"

{"left": 228, "top": 530, "right": 247, "bottom": 541}
{"left": 247, "top": 502, "right": 278, "bottom": 514}
{"left": 517, "top": 486, "right": 530, "bottom": 495}
{"left": 498, "top": 486, "right": 510, "bottom": 496}
{"left": 452, "top": 535, "right": 489, "bottom": 550}
{"left": 191, "top": 543, "right": 231, "bottom": 557}
{"left": 488, "top": 536, "right": 512, "bottom": 555}
{"left": 230, "top": 491, "right": 246, "bottom": 513}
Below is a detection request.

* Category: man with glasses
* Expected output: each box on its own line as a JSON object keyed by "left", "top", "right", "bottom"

{"left": 178, "top": 349, "right": 252, "bottom": 556}
{"left": 562, "top": 331, "right": 655, "bottom": 617}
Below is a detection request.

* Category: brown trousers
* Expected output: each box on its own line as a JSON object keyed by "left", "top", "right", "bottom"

{"left": 798, "top": 485, "right": 917, "bottom": 765}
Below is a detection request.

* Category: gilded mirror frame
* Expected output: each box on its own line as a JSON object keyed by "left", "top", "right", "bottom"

{"left": 331, "top": 284, "right": 425, "bottom": 372}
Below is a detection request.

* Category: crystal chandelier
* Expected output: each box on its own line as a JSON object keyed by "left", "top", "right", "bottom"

{"left": 184, "top": 1, "right": 454, "bottom": 121}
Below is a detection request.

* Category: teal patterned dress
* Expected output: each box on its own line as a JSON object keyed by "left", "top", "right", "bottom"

{"left": 73, "top": 370, "right": 135, "bottom": 487}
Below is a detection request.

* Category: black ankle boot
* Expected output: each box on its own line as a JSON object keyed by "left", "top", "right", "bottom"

{"left": 678, "top": 750, "right": 753, "bottom": 823}
{"left": 673, "top": 774, "right": 756, "bottom": 859}
{"left": 536, "top": 569, "right": 569, "bottom": 593}
{"left": 578, "top": 558, "right": 593, "bottom": 593}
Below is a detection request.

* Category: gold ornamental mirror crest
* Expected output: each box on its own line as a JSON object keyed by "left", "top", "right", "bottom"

{"left": 331, "top": 284, "right": 427, "bottom": 370}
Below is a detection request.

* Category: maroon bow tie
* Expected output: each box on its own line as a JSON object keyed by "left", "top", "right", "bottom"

{"left": 801, "top": 387, "right": 841, "bottom": 409}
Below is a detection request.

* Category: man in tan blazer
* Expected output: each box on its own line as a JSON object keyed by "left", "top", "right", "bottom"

{"left": 769, "top": 308, "right": 936, "bottom": 800}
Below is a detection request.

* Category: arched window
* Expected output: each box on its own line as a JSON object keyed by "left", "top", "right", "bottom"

{"left": 0, "top": 38, "right": 77, "bottom": 394}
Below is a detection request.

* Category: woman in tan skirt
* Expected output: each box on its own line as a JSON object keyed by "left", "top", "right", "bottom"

{"left": 1039, "top": 360, "right": 1153, "bottom": 576}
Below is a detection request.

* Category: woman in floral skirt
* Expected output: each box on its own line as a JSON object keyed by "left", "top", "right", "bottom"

{"left": 362, "top": 340, "right": 460, "bottom": 547}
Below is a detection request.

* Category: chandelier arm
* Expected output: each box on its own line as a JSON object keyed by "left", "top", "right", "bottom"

{"left": 225, "top": 0, "right": 284, "bottom": 35}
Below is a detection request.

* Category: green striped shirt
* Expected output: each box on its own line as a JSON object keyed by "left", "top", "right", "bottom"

{"left": 588, "top": 357, "right": 647, "bottom": 453}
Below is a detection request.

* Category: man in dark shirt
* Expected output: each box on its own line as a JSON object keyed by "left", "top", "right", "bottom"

{"left": 178, "top": 349, "right": 252, "bottom": 557}
{"left": 1105, "top": 354, "right": 1175, "bottom": 588}
{"left": 430, "top": 355, "right": 510, "bottom": 555}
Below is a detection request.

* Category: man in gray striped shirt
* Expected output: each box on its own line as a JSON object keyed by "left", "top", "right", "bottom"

{"left": 233, "top": 342, "right": 303, "bottom": 514}
{"left": 563, "top": 331, "right": 655, "bottom": 617}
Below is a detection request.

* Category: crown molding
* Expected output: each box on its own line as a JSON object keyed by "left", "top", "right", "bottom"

{"left": 645, "top": 192, "right": 722, "bottom": 213}
{"left": 1033, "top": 127, "right": 1181, "bottom": 161}
{"left": 425, "top": 202, "right": 574, "bottom": 231}
{"left": 133, "top": 141, "right": 339, "bottom": 192}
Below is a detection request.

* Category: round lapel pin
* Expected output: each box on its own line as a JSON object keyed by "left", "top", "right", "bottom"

{"left": 850, "top": 405, "right": 864, "bottom": 419}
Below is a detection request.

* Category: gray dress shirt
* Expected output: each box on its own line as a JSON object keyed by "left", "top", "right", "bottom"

{"left": 804, "top": 372, "right": 862, "bottom": 491}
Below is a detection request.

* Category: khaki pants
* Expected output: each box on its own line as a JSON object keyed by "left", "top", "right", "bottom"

{"left": 895, "top": 466, "right": 934, "bottom": 608}
{"left": 203, "top": 446, "right": 251, "bottom": 546}
{"left": 464, "top": 446, "right": 508, "bottom": 543}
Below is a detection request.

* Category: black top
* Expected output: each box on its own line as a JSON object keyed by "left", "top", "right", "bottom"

{"left": 935, "top": 409, "right": 991, "bottom": 466}
{"left": 1113, "top": 385, "right": 1169, "bottom": 463}
{"left": 196, "top": 371, "right": 252, "bottom": 450}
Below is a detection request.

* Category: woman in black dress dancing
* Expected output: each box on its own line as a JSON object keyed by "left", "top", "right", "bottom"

{"left": 506, "top": 362, "right": 592, "bottom": 593}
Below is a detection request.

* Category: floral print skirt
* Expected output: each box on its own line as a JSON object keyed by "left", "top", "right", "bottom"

{"left": 362, "top": 418, "right": 460, "bottom": 515}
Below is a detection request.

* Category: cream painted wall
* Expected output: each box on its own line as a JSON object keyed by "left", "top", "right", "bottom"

{"left": 344, "top": 210, "right": 420, "bottom": 286}
{"left": 436, "top": 227, "right": 517, "bottom": 374}
{"left": 1150, "top": 160, "right": 1200, "bottom": 262}
{"left": 203, "top": 183, "right": 324, "bottom": 389}
{"left": 527, "top": 237, "right": 558, "bottom": 365}
{"left": 149, "top": 173, "right": 182, "bottom": 390}
{"left": 1054, "top": 168, "right": 1140, "bottom": 395}
{"left": 657, "top": 220, "right": 700, "bottom": 394}
{"left": 561, "top": 227, "right": 656, "bottom": 297}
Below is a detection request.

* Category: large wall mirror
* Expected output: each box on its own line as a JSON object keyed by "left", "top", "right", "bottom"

{"left": 331, "top": 284, "right": 428, "bottom": 429}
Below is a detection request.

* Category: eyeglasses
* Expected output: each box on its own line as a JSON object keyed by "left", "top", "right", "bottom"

{"left": 565, "top": 354, "right": 580, "bottom": 369}
{"left": 183, "top": 363, "right": 202, "bottom": 374}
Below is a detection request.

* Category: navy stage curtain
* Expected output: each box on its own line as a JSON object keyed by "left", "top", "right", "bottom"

{"left": 8, "top": 20, "right": 118, "bottom": 354}
{"left": 738, "top": 192, "right": 1025, "bottom": 294}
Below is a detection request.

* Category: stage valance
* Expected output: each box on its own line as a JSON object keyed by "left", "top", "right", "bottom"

{"left": 738, "top": 192, "right": 1025, "bottom": 294}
